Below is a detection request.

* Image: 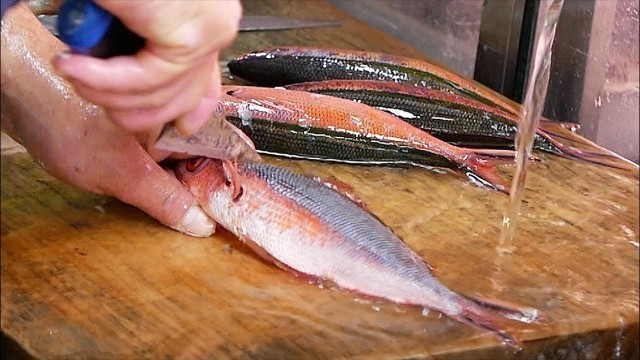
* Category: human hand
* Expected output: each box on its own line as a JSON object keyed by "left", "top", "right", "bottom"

{"left": 52, "top": 0, "right": 242, "bottom": 136}
{"left": 2, "top": 3, "right": 215, "bottom": 237}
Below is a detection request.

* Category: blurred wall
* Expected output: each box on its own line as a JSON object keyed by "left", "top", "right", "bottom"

{"left": 578, "top": 0, "right": 638, "bottom": 163}
{"left": 330, "top": 0, "right": 639, "bottom": 163}
{"left": 329, "top": 0, "right": 484, "bottom": 77}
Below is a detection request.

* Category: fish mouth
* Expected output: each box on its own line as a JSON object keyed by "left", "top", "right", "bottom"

{"left": 173, "top": 158, "right": 212, "bottom": 182}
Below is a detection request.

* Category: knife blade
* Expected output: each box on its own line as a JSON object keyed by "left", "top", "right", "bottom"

{"left": 39, "top": 14, "right": 342, "bottom": 37}
{"left": 240, "top": 15, "right": 342, "bottom": 32}
{"left": 154, "top": 108, "right": 262, "bottom": 164}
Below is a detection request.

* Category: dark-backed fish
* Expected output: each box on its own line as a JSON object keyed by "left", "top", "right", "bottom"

{"left": 221, "top": 85, "right": 519, "bottom": 192}
{"left": 227, "top": 47, "right": 520, "bottom": 114}
{"left": 284, "top": 80, "right": 622, "bottom": 167}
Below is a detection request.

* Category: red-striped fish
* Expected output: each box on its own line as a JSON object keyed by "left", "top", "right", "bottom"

{"left": 175, "top": 158, "right": 539, "bottom": 349}
{"left": 220, "top": 85, "right": 518, "bottom": 192}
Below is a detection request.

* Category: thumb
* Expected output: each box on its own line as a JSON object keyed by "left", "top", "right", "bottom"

{"left": 109, "top": 158, "right": 216, "bottom": 237}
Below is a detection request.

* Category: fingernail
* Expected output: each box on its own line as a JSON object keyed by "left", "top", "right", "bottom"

{"left": 53, "top": 51, "right": 73, "bottom": 77}
{"left": 56, "top": 50, "right": 71, "bottom": 60}
{"left": 174, "top": 205, "right": 216, "bottom": 237}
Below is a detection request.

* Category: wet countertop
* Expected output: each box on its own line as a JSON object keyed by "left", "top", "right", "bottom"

{"left": 2, "top": 0, "right": 639, "bottom": 359}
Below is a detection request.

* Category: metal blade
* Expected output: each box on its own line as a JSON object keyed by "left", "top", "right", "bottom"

{"left": 38, "top": 14, "right": 58, "bottom": 36}
{"left": 38, "top": 14, "right": 341, "bottom": 37}
{"left": 240, "top": 15, "right": 342, "bottom": 31}
{"left": 154, "top": 110, "right": 262, "bottom": 163}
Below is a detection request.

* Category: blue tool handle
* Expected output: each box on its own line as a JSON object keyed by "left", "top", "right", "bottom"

{"left": 57, "top": 0, "right": 145, "bottom": 58}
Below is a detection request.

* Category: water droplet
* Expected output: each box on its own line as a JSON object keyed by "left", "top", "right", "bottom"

{"left": 371, "top": 305, "right": 381, "bottom": 312}
{"left": 421, "top": 307, "right": 430, "bottom": 317}
{"left": 353, "top": 298, "right": 370, "bottom": 305}
{"left": 222, "top": 244, "right": 233, "bottom": 255}
{"left": 297, "top": 118, "right": 311, "bottom": 133}
{"left": 35, "top": 159, "right": 46, "bottom": 170}
{"left": 350, "top": 116, "right": 363, "bottom": 127}
{"left": 238, "top": 104, "right": 252, "bottom": 126}
{"left": 392, "top": 305, "right": 406, "bottom": 313}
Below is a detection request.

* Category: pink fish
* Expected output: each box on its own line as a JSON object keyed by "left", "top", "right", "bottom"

{"left": 175, "top": 158, "right": 539, "bottom": 349}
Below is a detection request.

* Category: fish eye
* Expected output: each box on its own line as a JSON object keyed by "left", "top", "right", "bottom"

{"left": 185, "top": 158, "right": 207, "bottom": 172}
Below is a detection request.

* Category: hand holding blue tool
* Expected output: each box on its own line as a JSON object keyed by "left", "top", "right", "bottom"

{"left": 55, "top": 0, "right": 260, "bottom": 162}
{"left": 54, "top": 0, "right": 340, "bottom": 162}
{"left": 57, "top": 0, "right": 144, "bottom": 58}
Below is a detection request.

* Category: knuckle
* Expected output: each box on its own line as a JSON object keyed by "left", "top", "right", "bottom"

{"left": 186, "top": 95, "right": 203, "bottom": 113}
{"left": 145, "top": 93, "right": 170, "bottom": 110}
{"left": 107, "top": 111, "right": 138, "bottom": 132}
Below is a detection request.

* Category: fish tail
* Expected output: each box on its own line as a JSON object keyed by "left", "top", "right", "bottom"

{"left": 452, "top": 296, "right": 540, "bottom": 350}
{"left": 459, "top": 150, "right": 517, "bottom": 193}
{"left": 541, "top": 131, "right": 639, "bottom": 170}
{"left": 537, "top": 120, "right": 638, "bottom": 169}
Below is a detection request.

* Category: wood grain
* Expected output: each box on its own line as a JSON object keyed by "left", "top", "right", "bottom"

{"left": 2, "top": 0, "right": 639, "bottom": 359}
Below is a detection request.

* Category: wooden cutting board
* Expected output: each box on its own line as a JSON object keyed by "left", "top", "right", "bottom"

{"left": 2, "top": 1, "right": 638, "bottom": 359}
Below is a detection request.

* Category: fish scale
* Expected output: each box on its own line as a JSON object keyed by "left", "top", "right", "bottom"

{"left": 293, "top": 87, "right": 555, "bottom": 152}
{"left": 246, "top": 162, "right": 429, "bottom": 275}
{"left": 226, "top": 116, "right": 455, "bottom": 168}
{"left": 230, "top": 55, "right": 493, "bottom": 107}
{"left": 227, "top": 47, "right": 515, "bottom": 112}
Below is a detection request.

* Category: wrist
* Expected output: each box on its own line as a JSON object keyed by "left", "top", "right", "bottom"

{"left": 1, "top": 3, "right": 66, "bottom": 91}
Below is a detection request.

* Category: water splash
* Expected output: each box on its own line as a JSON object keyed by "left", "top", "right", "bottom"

{"left": 297, "top": 118, "right": 312, "bottom": 133}
{"left": 498, "top": 0, "right": 566, "bottom": 254}
{"left": 238, "top": 103, "right": 253, "bottom": 126}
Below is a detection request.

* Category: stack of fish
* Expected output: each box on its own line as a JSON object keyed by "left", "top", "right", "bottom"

{"left": 177, "top": 46, "right": 623, "bottom": 349}
{"left": 222, "top": 47, "right": 621, "bottom": 192}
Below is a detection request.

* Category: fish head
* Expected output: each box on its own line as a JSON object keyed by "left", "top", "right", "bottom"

{"left": 227, "top": 49, "right": 299, "bottom": 87}
{"left": 175, "top": 158, "right": 228, "bottom": 196}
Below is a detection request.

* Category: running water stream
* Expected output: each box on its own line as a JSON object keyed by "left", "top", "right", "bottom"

{"left": 497, "top": 0, "right": 566, "bottom": 254}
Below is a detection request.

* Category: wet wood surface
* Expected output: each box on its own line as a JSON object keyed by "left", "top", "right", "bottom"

{"left": 2, "top": 0, "right": 639, "bottom": 359}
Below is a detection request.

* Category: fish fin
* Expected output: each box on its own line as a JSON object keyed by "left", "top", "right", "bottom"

{"left": 451, "top": 295, "right": 540, "bottom": 350}
{"left": 466, "top": 294, "right": 542, "bottom": 325}
{"left": 222, "top": 160, "right": 244, "bottom": 201}
{"left": 461, "top": 149, "right": 541, "bottom": 194}
{"left": 318, "top": 178, "right": 368, "bottom": 209}
{"left": 459, "top": 152, "right": 512, "bottom": 194}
